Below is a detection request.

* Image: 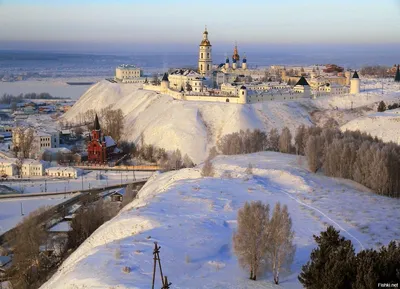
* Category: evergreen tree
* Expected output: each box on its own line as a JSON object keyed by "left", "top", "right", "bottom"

{"left": 377, "top": 101, "right": 386, "bottom": 112}
{"left": 298, "top": 226, "right": 356, "bottom": 289}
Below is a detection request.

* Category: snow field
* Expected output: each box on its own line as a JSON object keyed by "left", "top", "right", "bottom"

{"left": 41, "top": 152, "right": 400, "bottom": 289}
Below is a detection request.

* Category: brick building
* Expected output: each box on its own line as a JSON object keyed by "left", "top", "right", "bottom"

{"left": 87, "top": 115, "right": 118, "bottom": 163}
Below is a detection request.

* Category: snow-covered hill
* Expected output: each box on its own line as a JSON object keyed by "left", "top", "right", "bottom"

{"left": 63, "top": 79, "right": 400, "bottom": 163}
{"left": 41, "top": 152, "right": 400, "bottom": 289}
{"left": 62, "top": 81, "right": 314, "bottom": 163}
{"left": 341, "top": 109, "right": 400, "bottom": 144}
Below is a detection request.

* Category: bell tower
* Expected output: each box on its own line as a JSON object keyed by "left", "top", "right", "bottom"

{"left": 198, "top": 26, "right": 212, "bottom": 76}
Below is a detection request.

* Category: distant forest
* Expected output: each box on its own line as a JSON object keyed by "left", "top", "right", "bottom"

{"left": 216, "top": 125, "right": 400, "bottom": 198}
{"left": 0, "top": 92, "right": 69, "bottom": 104}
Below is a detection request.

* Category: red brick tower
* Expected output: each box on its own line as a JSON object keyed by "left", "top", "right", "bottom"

{"left": 87, "top": 114, "right": 107, "bottom": 163}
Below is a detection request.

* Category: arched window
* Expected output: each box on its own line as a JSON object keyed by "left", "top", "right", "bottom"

{"left": 207, "top": 53, "right": 210, "bottom": 58}
{"left": 226, "top": 98, "right": 230, "bottom": 102}
{"left": 201, "top": 53, "right": 203, "bottom": 59}
{"left": 207, "top": 64, "right": 210, "bottom": 70}
{"left": 200, "top": 64, "right": 203, "bottom": 71}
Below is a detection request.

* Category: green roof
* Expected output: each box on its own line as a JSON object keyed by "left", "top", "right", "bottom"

{"left": 295, "top": 76, "right": 309, "bottom": 86}
{"left": 162, "top": 73, "right": 169, "bottom": 82}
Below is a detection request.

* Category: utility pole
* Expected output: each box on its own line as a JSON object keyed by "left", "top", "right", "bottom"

{"left": 44, "top": 179, "right": 47, "bottom": 192}
{"left": 151, "top": 242, "right": 171, "bottom": 289}
{"left": 20, "top": 202, "right": 24, "bottom": 216}
{"left": 81, "top": 174, "right": 84, "bottom": 190}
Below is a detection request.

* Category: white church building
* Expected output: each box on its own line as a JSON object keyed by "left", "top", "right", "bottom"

{"left": 141, "top": 27, "right": 361, "bottom": 104}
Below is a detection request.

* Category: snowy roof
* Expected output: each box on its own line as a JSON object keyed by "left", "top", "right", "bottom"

{"left": 46, "top": 166, "right": 79, "bottom": 173}
{"left": 117, "top": 64, "right": 138, "bottom": 70}
{"left": 49, "top": 221, "right": 71, "bottom": 232}
{"left": 42, "top": 147, "right": 71, "bottom": 154}
{"left": 170, "top": 69, "right": 201, "bottom": 77}
{"left": 23, "top": 159, "right": 46, "bottom": 166}
{"left": 104, "top": 136, "right": 116, "bottom": 147}
{"left": 35, "top": 130, "right": 51, "bottom": 137}
{"left": 111, "top": 188, "right": 126, "bottom": 196}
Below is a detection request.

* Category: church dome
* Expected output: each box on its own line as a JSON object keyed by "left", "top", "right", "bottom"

{"left": 200, "top": 27, "right": 211, "bottom": 46}
{"left": 232, "top": 45, "right": 240, "bottom": 61}
{"left": 200, "top": 39, "right": 211, "bottom": 46}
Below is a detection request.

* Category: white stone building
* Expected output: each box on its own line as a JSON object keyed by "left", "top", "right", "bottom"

{"left": 46, "top": 167, "right": 82, "bottom": 178}
{"left": 0, "top": 159, "right": 17, "bottom": 177}
{"left": 115, "top": 64, "right": 145, "bottom": 83}
{"left": 33, "top": 130, "right": 60, "bottom": 154}
{"left": 168, "top": 69, "right": 205, "bottom": 92}
{"left": 21, "top": 159, "right": 47, "bottom": 177}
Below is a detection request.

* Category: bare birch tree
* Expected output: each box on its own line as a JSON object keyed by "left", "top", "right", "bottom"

{"left": 233, "top": 201, "right": 270, "bottom": 280}
{"left": 201, "top": 158, "right": 215, "bottom": 177}
{"left": 13, "top": 127, "right": 35, "bottom": 158}
{"left": 279, "top": 127, "right": 292, "bottom": 154}
{"left": 266, "top": 203, "right": 296, "bottom": 284}
{"left": 268, "top": 128, "right": 280, "bottom": 152}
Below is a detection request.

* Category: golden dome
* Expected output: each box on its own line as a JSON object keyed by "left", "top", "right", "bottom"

{"left": 200, "top": 39, "right": 211, "bottom": 46}
{"left": 232, "top": 45, "right": 240, "bottom": 61}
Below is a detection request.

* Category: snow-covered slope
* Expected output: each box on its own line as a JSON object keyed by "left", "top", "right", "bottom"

{"left": 341, "top": 109, "right": 400, "bottom": 144}
{"left": 62, "top": 81, "right": 314, "bottom": 163}
{"left": 63, "top": 79, "right": 400, "bottom": 163}
{"left": 41, "top": 152, "right": 400, "bottom": 289}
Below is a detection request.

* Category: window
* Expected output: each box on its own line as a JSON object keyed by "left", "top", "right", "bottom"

{"left": 201, "top": 53, "right": 203, "bottom": 59}
{"left": 207, "top": 53, "right": 210, "bottom": 58}
{"left": 207, "top": 64, "right": 210, "bottom": 70}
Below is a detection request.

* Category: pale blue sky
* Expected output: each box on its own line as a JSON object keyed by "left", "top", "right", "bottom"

{"left": 0, "top": 0, "right": 399, "bottom": 52}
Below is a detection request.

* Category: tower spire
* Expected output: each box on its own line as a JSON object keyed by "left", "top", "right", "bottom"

{"left": 94, "top": 114, "right": 101, "bottom": 130}
{"left": 395, "top": 65, "right": 400, "bottom": 82}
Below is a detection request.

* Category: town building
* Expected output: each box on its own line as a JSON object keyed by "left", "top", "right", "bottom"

{"left": 168, "top": 69, "right": 205, "bottom": 92}
{"left": 87, "top": 114, "right": 118, "bottom": 163}
{"left": 0, "top": 159, "right": 17, "bottom": 177}
{"left": 33, "top": 130, "right": 60, "bottom": 152}
{"left": 46, "top": 167, "right": 82, "bottom": 178}
{"left": 21, "top": 159, "right": 47, "bottom": 177}
{"left": 115, "top": 64, "right": 145, "bottom": 83}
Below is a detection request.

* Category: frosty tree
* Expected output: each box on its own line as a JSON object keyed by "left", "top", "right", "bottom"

{"left": 266, "top": 203, "right": 296, "bottom": 284}
{"left": 233, "top": 201, "right": 270, "bottom": 280}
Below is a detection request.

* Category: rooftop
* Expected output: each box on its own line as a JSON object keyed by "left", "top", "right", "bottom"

{"left": 117, "top": 64, "right": 139, "bottom": 70}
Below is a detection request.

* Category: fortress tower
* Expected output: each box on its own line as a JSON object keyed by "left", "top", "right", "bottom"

{"left": 350, "top": 71, "right": 360, "bottom": 94}
{"left": 198, "top": 27, "right": 212, "bottom": 76}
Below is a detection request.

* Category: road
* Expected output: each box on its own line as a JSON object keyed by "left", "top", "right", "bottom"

{"left": 0, "top": 179, "right": 148, "bottom": 245}
{"left": 0, "top": 178, "right": 149, "bottom": 200}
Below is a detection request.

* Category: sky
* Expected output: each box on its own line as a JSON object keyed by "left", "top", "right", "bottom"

{"left": 0, "top": 0, "right": 400, "bottom": 53}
